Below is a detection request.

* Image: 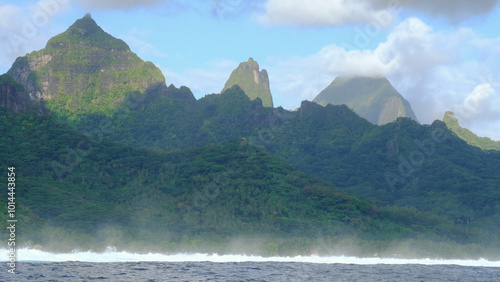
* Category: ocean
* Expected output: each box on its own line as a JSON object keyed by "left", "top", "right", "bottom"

{"left": 2, "top": 248, "right": 500, "bottom": 281}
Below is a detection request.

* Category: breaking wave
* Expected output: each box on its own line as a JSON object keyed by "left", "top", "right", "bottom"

{"left": 1, "top": 247, "right": 499, "bottom": 267}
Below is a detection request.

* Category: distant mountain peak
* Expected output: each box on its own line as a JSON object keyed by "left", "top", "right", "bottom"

{"left": 222, "top": 57, "right": 273, "bottom": 107}
{"left": 313, "top": 76, "right": 418, "bottom": 125}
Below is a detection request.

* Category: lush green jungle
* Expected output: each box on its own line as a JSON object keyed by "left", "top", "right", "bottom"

{"left": 1, "top": 15, "right": 499, "bottom": 259}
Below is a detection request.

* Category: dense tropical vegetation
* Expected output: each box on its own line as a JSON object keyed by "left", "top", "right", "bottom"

{"left": 1, "top": 107, "right": 498, "bottom": 258}
{"left": 1, "top": 14, "right": 499, "bottom": 259}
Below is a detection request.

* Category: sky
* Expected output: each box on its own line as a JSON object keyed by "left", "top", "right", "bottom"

{"left": 1, "top": 0, "right": 500, "bottom": 140}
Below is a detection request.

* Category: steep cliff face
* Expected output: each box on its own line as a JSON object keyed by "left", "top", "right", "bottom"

{"left": 0, "top": 74, "right": 29, "bottom": 114}
{"left": 7, "top": 14, "right": 165, "bottom": 118}
{"left": 313, "top": 76, "right": 418, "bottom": 125}
{"left": 222, "top": 57, "right": 273, "bottom": 107}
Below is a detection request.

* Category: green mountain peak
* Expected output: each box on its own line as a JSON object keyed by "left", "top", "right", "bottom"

{"left": 45, "top": 13, "right": 129, "bottom": 52}
{"left": 313, "top": 76, "right": 418, "bottom": 125}
{"left": 7, "top": 14, "right": 165, "bottom": 120}
{"left": 222, "top": 57, "right": 274, "bottom": 107}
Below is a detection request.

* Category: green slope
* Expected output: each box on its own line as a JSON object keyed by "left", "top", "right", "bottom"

{"left": 262, "top": 103, "right": 500, "bottom": 228}
{"left": 313, "top": 76, "right": 418, "bottom": 125}
{"left": 71, "top": 84, "right": 274, "bottom": 151}
{"left": 443, "top": 111, "right": 500, "bottom": 151}
{"left": 1, "top": 108, "right": 484, "bottom": 257}
{"left": 60, "top": 83, "right": 500, "bottom": 253}
{"left": 67, "top": 83, "right": 500, "bottom": 233}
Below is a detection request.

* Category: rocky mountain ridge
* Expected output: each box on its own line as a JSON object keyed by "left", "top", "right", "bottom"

{"left": 443, "top": 111, "right": 500, "bottom": 150}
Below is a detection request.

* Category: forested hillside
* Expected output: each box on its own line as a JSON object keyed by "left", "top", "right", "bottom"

{"left": 1, "top": 15, "right": 499, "bottom": 259}
{"left": 3, "top": 108, "right": 492, "bottom": 257}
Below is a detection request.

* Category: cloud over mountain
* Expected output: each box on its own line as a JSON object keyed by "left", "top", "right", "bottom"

{"left": 267, "top": 16, "right": 500, "bottom": 139}
{"left": 268, "top": 17, "right": 450, "bottom": 107}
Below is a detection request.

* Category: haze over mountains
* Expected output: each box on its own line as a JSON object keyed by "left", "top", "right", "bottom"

{"left": 313, "top": 76, "right": 418, "bottom": 125}
{"left": 1, "top": 15, "right": 499, "bottom": 258}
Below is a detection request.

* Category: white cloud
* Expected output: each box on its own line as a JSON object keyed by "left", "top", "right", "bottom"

{"left": 269, "top": 18, "right": 449, "bottom": 106}
{"left": 258, "top": 0, "right": 500, "bottom": 27}
{"left": 267, "top": 16, "right": 500, "bottom": 140}
{"left": 451, "top": 81, "right": 500, "bottom": 140}
{"left": 458, "top": 83, "right": 495, "bottom": 118}
{"left": 310, "top": 17, "right": 449, "bottom": 78}
{"left": 258, "top": 0, "right": 397, "bottom": 27}
{"left": 0, "top": 0, "right": 69, "bottom": 73}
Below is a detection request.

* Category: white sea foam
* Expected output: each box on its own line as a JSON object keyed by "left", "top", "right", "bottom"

{"left": 1, "top": 247, "right": 499, "bottom": 267}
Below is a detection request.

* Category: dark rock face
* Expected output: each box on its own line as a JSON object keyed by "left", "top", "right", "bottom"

{"left": 0, "top": 74, "right": 29, "bottom": 114}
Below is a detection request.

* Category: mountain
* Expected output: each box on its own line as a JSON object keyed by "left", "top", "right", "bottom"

{"left": 222, "top": 57, "right": 273, "bottom": 107}
{"left": 443, "top": 111, "right": 500, "bottom": 151}
{"left": 56, "top": 80, "right": 500, "bottom": 249}
{"left": 7, "top": 13, "right": 165, "bottom": 120}
{"left": 1, "top": 15, "right": 500, "bottom": 258}
{"left": 0, "top": 107, "right": 489, "bottom": 257}
{"left": 313, "top": 76, "right": 418, "bottom": 125}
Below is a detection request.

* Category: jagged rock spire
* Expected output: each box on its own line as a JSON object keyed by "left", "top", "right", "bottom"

{"left": 222, "top": 57, "right": 274, "bottom": 107}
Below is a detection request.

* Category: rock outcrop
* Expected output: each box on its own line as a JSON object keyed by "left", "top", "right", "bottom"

{"left": 0, "top": 74, "right": 29, "bottom": 114}
{"left": 222, "top": 58, "right": 273, "bottom": 107}
{"left": 443, "top": 111, "right": 500, "bottom": 150}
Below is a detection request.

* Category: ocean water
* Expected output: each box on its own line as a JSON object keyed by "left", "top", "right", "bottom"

{"left": 2, "top": 248, "right": 500, "bottom": 281}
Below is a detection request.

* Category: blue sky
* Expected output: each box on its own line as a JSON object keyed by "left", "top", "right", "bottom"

{"left": 1, "top": 0, "right": 500, "bottom": 140}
